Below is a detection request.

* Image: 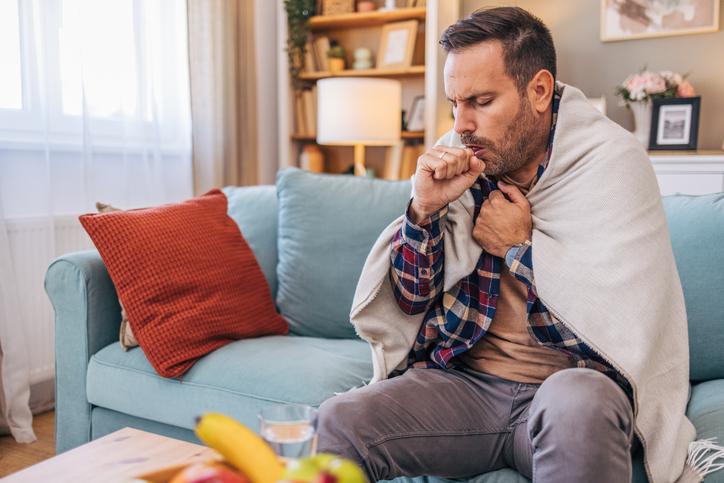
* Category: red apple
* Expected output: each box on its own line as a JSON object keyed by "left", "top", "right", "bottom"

{"left": 169, "top": 462, "right": 250, "bottom": 483}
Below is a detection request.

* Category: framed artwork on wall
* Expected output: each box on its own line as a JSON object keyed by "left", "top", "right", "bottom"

{"left": 600, "top": 0, "right": 720, "bottom": 42}
{"left": 377, "top": 20, "right": 418, "bottom": 69}
{"left": 648, "top": 96, "right": 701, "bottom": 150}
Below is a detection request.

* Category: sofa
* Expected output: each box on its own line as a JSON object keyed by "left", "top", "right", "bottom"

{"left": 45, "top": 168, "right": 724, "bottom": 482}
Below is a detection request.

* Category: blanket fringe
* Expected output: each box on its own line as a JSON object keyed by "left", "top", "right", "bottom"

{"left": 680, "top": 438, "right": 724, "bottom": 481}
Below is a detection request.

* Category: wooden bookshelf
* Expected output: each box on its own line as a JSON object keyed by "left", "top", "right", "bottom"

{"left": 278, "top": 1, "right": 462, "bottom": 177}
{"left": 299, "top": 65, "right": 425, "bottom": 81}
{"left": 308, "top": 7, "right": 426, "bottom": 30}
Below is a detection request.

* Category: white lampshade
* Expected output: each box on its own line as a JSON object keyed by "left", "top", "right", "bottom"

{"left": 316, "top": 78, "right": 401, "bottom": 146}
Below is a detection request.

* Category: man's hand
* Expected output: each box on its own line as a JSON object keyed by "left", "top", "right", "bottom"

{"left": 472, "top": 181, "right": 532, "bottom": 258}
{"left": 409, "top": 146, "right": 485, "bottom": 224}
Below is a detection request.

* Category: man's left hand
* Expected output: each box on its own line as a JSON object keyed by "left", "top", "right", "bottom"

{"left": 472, "top": 181, "right": 532, "bottom": 258}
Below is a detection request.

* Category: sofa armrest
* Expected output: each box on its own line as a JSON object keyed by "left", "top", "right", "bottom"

{"left": 44, "top": 250, "right": 122, "bottom": 452}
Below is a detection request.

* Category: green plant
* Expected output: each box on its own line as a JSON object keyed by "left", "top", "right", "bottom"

{"left": 327, "top": 41, "right": 345, "bottom": 59}
{"left": 284, "top": 0, "right": 316, "bottom": 81}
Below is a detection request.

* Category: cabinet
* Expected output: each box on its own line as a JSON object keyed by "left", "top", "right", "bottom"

{"left": 649, "top": 151, "right": 724, "bottom": 196}
{"left": 276, "top": 1, "right": 460, "bottom": 177}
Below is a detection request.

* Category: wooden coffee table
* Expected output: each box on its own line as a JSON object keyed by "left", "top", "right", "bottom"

{"left": 2, "top": 427, "right": 219, "bottom": 483}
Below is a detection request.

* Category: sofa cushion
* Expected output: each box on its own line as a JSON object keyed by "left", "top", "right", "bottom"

{"left": 276, "top": 168, "right": 411, "bottom": 338}
{"left": 223, "top": 185, "right": 279, "bottom": 300}
{"left": 662, "top": 193, "right": 724, "bottom": 381}
{"left": 86, "top": 334, "right": 373, "bottom": 432}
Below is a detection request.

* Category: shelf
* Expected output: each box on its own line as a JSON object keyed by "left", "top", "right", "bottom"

{"left": 291, "top": 134, "right": 316, "bottom": 141}
{"left": 291, "top": 131, "right": 424, "bottom": 142}
{"left": 402, "top": 130, "right": 424, "bottom": 139}
{"left": 309, "top": 7, "right": 426, "bottom": 30}
{"left": 299, "top": 65, "right": 425, "bottom": 81}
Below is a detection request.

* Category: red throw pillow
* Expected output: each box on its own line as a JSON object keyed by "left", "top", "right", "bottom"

{"left": 79, "top": 189, "right": 288, "bottom": 378}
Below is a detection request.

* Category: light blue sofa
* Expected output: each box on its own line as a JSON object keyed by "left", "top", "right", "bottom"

{"left": 45, "top": 168, "right": 724, "bottom": 482}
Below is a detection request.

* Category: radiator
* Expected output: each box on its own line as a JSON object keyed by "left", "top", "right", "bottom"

{"left": 4, "top": 215, "right": 94, "bottom": 385}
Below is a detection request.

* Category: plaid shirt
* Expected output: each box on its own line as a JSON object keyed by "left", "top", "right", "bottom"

{"left": 388, "top": 86, "right": 631, "bottom": 397}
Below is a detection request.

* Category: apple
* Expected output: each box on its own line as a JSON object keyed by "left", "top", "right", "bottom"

{"left": 169, "top": 462, "right": 250, "bottom": 483}
{"left": 281, "top": 453, "right": 367, "bottom": 483}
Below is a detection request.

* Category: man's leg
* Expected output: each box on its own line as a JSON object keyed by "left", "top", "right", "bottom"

{"left": 317, "top": 367, "right": 521, "bottom": 481}
{"left": 510, "top": 368, "right": 635, "bottom": 482}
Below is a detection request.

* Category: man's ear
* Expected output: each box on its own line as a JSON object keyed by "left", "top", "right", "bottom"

{"left": 526, "top": 69, "right": 554, "bottom": 114}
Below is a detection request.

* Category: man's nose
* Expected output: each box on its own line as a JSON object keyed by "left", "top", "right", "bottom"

{"left": 453, "top": 105, "right": 476, "bottom": 135}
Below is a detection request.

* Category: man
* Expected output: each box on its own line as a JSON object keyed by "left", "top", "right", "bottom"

{"left": 317, "top": 7, "right": 705, "bottom": 483}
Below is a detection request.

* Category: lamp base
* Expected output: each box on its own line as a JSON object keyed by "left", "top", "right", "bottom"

{"left": 354, "top": 144, "right": 366, "bottom": 176}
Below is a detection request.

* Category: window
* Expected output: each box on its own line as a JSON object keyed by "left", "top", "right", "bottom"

{"left": 0, "top": 0, "right": 23, "bottom": 110}
{"left": 0, "top": 0, "right": 190, "bottom": 149}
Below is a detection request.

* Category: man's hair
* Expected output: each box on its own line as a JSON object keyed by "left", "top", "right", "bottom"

{"left": 439, "top": 7, "right": 556, "bottom": 93}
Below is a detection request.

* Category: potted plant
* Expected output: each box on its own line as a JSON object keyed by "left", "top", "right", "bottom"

{"left": 327, "top": 41, "right": 346, "bottom": 73}
{"left": 284, "top": 0, "right": 316, "bottom": 82}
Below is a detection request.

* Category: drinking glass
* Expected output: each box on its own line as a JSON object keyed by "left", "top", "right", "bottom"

{"left": 259, "top": 404, "right": 318, "bottom": 460}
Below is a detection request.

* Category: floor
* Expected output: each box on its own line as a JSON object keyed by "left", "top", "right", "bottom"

{"left": 0, "top": 411, "right": 55, "bottom": 477}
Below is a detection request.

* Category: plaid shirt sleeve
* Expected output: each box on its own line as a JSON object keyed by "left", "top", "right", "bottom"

{"left": 388, "top": 200, "right": 449, "bottom": 315}
{"left": 504, "top": 239, "right": 537, "bottom": 294}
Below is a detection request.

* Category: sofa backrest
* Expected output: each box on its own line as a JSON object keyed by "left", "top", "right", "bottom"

{"left": 275, "top": 168, "right": 411, "bottom": 338}
{"left": 223, "top": 185, "right": 279, "bottom": 300}
{"left": 663, "top": 193, "right": 724, "bottom": 382}
{"left": 224, "top": 178, "right": 724, "bottom": 382}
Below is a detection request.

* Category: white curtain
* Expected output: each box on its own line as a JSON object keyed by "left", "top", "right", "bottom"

{"left": 0, "top": 0, "right": 192, "bottom": 442}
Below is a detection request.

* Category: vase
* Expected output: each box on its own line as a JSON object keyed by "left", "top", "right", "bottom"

{"left": 629, "top": 101, "right": 652, "bottom": 148}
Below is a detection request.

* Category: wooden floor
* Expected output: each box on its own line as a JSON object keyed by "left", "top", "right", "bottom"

{"left": 0, "top": 411, "right": 55, "bottom": 477}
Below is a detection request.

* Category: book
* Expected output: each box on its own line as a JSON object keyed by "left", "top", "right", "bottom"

{"left": 294, "top": 92, "right": 308, "bottom": 135}
{"left": 302, "top": 88, "right": 316, "bottom": 136}
{"left": 303, "top": 39, "right": 317, "bottom": 72}
{"left": 313, "top": 36, "right": 331, "bottom": 72}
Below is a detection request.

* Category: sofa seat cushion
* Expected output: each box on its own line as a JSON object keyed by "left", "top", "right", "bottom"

{"left": 687, "top": 379, "right": 724, "bottom": 444}
{"left": 87, "top": 335, "right": 373, "bottom": 432}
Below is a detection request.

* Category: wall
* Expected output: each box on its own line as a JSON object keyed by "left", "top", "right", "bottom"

{"left": 461, "top": 0, "right": 724, "bottom": 149}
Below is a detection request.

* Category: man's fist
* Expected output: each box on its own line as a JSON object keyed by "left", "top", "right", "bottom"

{"left": 409, "top": 146, "right": 485, "bottom": 224}
{"left": 472, "top": 181, "right": 532, "bottom": 258}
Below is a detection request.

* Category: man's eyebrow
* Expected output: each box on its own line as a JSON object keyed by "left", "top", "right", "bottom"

{"left": 446, "top": 91, "right": 496, "bottom": 102}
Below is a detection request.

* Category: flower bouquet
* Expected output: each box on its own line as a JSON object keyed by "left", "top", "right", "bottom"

{"left": 615, "top": 68, "right": 695, "bottom": 146}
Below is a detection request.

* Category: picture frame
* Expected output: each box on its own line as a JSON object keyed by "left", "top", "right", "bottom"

{"left": 406, "top": 95, "right": 425, "bottom": 132}
{"left": 377, "top": 20, "right": 418, "bottom": 69}
{"left": 648, "top": 97, "right": 701, "bottom": 151}
{"left": 600, "top": 0, "right": 719, "bottom": 42}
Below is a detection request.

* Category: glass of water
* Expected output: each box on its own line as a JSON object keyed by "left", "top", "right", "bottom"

{"left": 259, "top": 404, "right": 318, "bottom": 461}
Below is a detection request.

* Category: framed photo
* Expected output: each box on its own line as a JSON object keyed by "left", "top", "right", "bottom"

{"left": 648, "top": 97, "right": 701, "bottom": 150}
{"left": 600, "top": 0, "right": 719, "bottom": 42}
{"left": 406, "top": 96, "right": 425, "bottom": 132}
{"left": 377, "top": 20, "right": 418, "bottom": 69}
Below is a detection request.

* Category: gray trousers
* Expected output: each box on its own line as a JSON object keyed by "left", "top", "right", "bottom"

{"left": 316, "top": 367, "right": 635, "bottom": 482}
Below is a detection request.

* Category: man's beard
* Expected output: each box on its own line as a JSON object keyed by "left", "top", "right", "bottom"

{"left": 461, "top": 95, "right": 549, "bottom": 177}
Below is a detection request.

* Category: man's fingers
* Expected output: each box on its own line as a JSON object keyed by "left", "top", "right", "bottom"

{"left": 498, "top": 181, "right": 529, "bottom": 206}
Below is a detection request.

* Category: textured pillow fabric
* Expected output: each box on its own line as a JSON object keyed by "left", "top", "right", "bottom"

{"left": 96, "top": 202, "right": 138, "bottom": 351}
{"left": 276, "top": 168, "right": 411, "bottom": 338}
{"left": 80, "top": 189, "right": 288, "bottom": 378}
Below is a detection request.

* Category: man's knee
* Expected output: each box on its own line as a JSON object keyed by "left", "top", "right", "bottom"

{"left": 529, "top": 368, "right": 633, "bottom": 436}
{"left": 316, "top": 389, "right": 376, "bottom": 464}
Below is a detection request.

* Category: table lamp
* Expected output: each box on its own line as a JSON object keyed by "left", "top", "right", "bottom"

{"left": 316, "top": 78, "right": 401, "bottom": 176}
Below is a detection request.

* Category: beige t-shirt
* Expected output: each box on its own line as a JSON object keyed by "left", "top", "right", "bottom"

{"left": 458, "top": 172, "right": 574, "bottom": 384}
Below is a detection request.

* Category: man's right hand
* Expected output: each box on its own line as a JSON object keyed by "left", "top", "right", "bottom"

{"left": 409, "top": 146, "right": 486, "bottom": 224}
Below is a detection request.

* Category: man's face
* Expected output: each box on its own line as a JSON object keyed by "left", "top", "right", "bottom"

{"left": 444, "top": 41, "right": 549, "bottom": 177}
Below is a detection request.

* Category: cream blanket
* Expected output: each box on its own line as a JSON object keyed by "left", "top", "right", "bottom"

{"left": 350, "top": 83, "right": 720, "bottom": 483}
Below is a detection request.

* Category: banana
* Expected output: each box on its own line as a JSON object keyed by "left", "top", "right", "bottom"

{"left": 195, "top": 413, "right": 284, "bottom": 483}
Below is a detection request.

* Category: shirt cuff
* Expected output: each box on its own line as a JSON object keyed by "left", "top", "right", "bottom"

{"left": 505, "top": 239, "right": 535, "bottom": 287}
{"left": 401, "top": 199, "right": 448, "bottom": 253}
